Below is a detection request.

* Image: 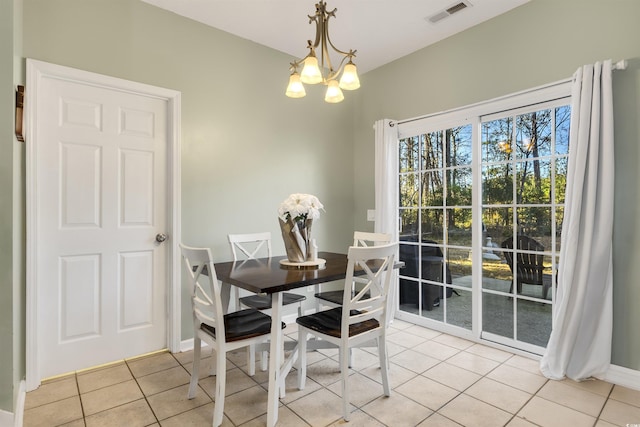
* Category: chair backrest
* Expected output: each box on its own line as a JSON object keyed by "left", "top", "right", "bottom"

{"left": 352, "top": 232, "right": 393, "bottom": 294}
{"left": 353, "top": 231, "right": 392, "bottom": 247}
{"left": 180, "top": 244, "right": 225, "bottom": 340}
{"left": 501, "top": 235, "right": 545, "bottom": 284}
{"left": 228, "top": 232, "right": 272, "bottom": 261}
{"left": 341, "top": 242, "right": 398, "bottom": 330}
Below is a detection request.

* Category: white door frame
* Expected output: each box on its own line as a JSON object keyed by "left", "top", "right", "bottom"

{"left": 25, "top": 58, "right": 182, "bottom": 391}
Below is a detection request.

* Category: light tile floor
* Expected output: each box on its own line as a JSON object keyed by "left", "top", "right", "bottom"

{"left": 24, "top": 320, "right": 640, "bottom": 427}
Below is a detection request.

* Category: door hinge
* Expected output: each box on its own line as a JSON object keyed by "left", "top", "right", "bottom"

{"left": 15, "top": 85, "right": 25, "bottom": 142}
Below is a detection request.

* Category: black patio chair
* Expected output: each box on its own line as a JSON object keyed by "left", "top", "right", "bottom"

{"left": 501, "top": 235, "right": 552, "bottom": 299}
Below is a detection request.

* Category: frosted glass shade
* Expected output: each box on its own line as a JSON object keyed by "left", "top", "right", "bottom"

{"left": 285, "top": 73, "right": 306, "bottom": 98}
{"left": 339, "top": 63, "right": 360, "bottom": 90}
{"left": 300, "top": 56, "right": 323, "bottom": 84}
{"left": 324, "top": 80, "right": 344, "bottom": 103}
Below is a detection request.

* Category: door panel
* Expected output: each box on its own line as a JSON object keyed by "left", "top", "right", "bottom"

{"left": 121, "top": 150, "right": 154, "bottom": 225}
{"left": 37, "top": 75, "right": 168, "bottom": 378}
{"left": 60, "top": 143, "right": 101, "bottom": 227}
{"left": 120, "top": 250, "right": 154, "bottom": 329}
{"left": 59, "top": 254, "right": 101, "bottom": 340}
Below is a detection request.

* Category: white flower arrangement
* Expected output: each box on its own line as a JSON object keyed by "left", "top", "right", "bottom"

{"left": 278, "top": 193, "right": 324, "bottom": 223}
{"left": 278, "top": 193, "right": 324, "bottom": 263}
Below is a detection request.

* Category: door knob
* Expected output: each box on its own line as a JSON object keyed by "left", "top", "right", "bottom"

{"left": 155, "top": 233, "right": 168, "bottom": 243}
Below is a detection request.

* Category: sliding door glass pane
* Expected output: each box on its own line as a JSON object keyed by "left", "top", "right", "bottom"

{"left": 480, "top": 103, "right": 568, "bottom": 349}
{"left": 398, "top": 124, "right": 473, "bottom": 329}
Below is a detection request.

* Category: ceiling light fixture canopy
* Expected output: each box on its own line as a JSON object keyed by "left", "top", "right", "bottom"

{"left": 285, "top": 1, "right": 360, "bottom": 103}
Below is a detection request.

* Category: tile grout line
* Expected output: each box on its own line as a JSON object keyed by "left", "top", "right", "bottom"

{"left": 73, "top": 372, "right": 87, "bottom": 426}
{"left": 124, "top": 356, "right": 162, "bottom": 426}
{"left": 376, "top": 336, "right": 537, "bottom": 426}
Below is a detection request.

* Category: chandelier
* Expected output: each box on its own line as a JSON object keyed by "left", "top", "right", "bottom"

{"left": 285, "top": 1, "right": 360, "bottom": 103}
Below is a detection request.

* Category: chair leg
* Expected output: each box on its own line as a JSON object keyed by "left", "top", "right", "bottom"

{"left": 279, "top": 338, "right": 287, "bottom": 398}
{"left": 188, "top": 336, "right": 201, "bottom": 399}
{"left": 212, "top": 350, "right": 227, "bottom": 427}
{"left": 378, "top": 335, "right": 391, "bottom": 396}
{"left": 247, "top": 344, "right": 256, "bottom": 376}
{"left": 340, "top": 340, "right": 351, "bottom": 421}
{"left": 210, "top": 348, "right": 217, "bottom": 376}
{"left": 259, "top": 350, "right": 268, "bottom": 371}
{"left": 233, "top": 286, "right": 240, "bottom": 311}
{"left": 297, "top": 329, "right": 308, "bottom": 390}
{"left": 338, "top": 348, "right": 353, "bottom": 369}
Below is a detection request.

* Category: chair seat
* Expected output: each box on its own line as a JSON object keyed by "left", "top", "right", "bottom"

{"left": 239, "top": 292, "right": 306, "bottom": 310}
{"left": 201, "top": 309, "right": 285, "bottom": 342}
{"left": 314, "top": 290, "right": 370, "bottom": 306}
{"left": 296, "top": 307, "right": 379, "bottom": 338}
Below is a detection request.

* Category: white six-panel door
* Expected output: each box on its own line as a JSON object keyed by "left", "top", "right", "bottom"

{"left": 27, "top": 60, "right": 180, "bottom": 382}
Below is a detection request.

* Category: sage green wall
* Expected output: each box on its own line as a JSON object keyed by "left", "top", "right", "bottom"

{"left": 22, "top": 0, "right": 356, "bottom": 340}
{"left": 13, "top": 0, "right": 25, "bottom": 411}
{"left": 354, "top": 0, "right": 640, "bottom": 370}
{"left": 1, "top": 0, "right": 15, "bottom": 413}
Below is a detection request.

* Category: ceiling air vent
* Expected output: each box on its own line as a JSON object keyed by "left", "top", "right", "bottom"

{"left": 446, "top": 2, "right": 469, "bottom": 14}
{"left": 427, "top": 0, "right": 472, "bottom": 23}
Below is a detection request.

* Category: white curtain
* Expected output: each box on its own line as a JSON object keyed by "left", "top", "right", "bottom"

{"left": 540, "top": 60, "right": 614, "bottom": 381}
{"left": 374, "top": 119, "right": 399, "bottom": 320}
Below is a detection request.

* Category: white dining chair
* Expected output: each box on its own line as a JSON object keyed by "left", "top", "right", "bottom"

{"left": 314, "top": 231, "right": 392, "bottom": 308}
{"left": 229, "top": 232, "right": 306, "bottom": 371}
{"left": 180, "top": 243, "right": 284, "bottom": 427}
{"left": 296, "top": 242, "right": 397, "bottom": 421}
{"left": 229, "top": 232, "right": 306, "bottom": 316}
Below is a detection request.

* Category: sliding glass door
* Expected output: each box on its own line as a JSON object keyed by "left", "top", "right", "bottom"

{"left": 394, "top": 90, "right": 571, "bottom": 354}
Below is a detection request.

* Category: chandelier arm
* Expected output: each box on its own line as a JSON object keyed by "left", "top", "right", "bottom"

{"left": 323, "top": 11, "right": 357, "bottom": 81}
{"left": 324, "top": 15, "right": 354, "bottom": 59}
{"left": 307, "top": 11, "right": 322, "bottom": 50}
{"left": 325, "top": 55, "right": 351, "bottom": 82}
{"left": 289, "top": 59, "right": 303, "bottom": 73}
{"left": 320, "top": 20, "right": 334, "bottom": 75}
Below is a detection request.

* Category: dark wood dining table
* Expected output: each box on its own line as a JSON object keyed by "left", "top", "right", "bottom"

{"left": 213, "top": 251, "right": 352, "bottom": 427}
{"left": 214, "top": 251, "right": 353, "bottom": 294}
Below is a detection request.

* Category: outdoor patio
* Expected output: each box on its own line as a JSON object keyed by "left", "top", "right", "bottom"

{"left": 399, "top": 274, "right": 553, "bottom": 348}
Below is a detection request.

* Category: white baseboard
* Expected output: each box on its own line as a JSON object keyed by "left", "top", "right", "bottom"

{"left": 180, "top": 338, "right": 207, "bottom": 353}
{"left": 13, "top": 380, "right": 25, "bottom": 427}
{"left": 601, "top": 364, "right": 640, "bottom": 391}
{"left": 0, "top": 380, "right": 26, "bottom": 427}
{"left": 0, "top": 410, "right": 13, "bottom": 427}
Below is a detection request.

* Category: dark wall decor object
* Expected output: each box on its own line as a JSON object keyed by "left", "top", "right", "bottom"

{"left": 15, "top": 85, "right": 24, "bottom": 142}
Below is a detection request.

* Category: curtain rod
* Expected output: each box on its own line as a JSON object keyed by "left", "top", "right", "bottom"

{"left": 612, "top": 59, "right": 627, "bottom": 70}
{"left": 390, "top": 59, "right": 628, "bottom": 127}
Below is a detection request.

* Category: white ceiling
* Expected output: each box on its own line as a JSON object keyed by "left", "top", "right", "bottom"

{"left": 141, "top": 0, "right": 530, "bottom": 74}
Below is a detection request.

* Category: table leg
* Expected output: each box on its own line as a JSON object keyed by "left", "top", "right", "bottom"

{"left": 315, "top": 284, "right": 321, "bottom": 313}
{"left": 220, "top": 283, "right": 231, "bottom": 314}
{"left": 267, "top": 292, "right": 283, "bottom": 427}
